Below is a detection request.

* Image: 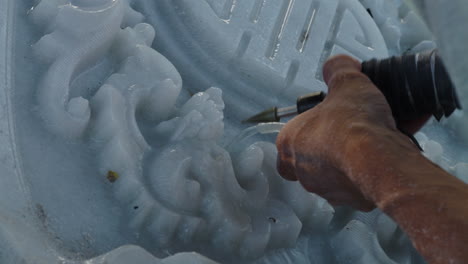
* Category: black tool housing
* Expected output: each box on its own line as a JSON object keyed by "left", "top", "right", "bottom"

{"left": 361, "top": 50, "right": 462, "bottom": 121}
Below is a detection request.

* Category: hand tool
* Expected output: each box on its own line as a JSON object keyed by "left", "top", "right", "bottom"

{"left": 243, "top": 49, "right": 462, "bottom": 124}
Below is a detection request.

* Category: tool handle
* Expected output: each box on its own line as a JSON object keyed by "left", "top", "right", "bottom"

{"left": 361, "top": 49, "right": 462, "bottom": 121}
{"left": 297, "top": 92, "right": 326, "bottom": 114}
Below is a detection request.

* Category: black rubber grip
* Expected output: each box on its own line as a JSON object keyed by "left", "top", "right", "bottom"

{"left": 361, "top": 50, "right": 462, "bottom": 121}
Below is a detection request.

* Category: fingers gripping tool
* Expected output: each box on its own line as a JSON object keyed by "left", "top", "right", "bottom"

{"left": 244, "top": 50, "right": 462, "bottom": 150}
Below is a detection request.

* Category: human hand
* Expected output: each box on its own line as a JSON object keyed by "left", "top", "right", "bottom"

{"left": 276, "top": 55, "right": 428, "bottom": 211}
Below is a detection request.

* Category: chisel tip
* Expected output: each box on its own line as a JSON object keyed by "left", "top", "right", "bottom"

{"left": 242, "top": 107, "right": 279, "bottom": 124}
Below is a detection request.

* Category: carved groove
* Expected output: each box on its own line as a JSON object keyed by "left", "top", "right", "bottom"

{"left": 285, "top": 60, "right": 300, "bottom": 88}
{"left": 315, "top": 2, "right": 345, "bottom": 80}
{"left": 266, "top": 0, "right": 296, "bottom": 59}
{"left": 297, "top": 1, "right": 320, "bottom": 52}
{"left": 250, "top": 0, "right": 266, "bottom": 23}
{"left": 222, "top": 0, "right": 236, "bottom": 22}
{"left": 236, "top": 31, "right": 253, "bottom": 57}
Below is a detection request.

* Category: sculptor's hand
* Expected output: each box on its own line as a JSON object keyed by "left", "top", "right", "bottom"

{"left": 276, "top": 55, "right": 427, "bottom": 211}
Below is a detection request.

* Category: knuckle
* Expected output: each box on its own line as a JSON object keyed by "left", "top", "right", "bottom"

{"left": 323, "top": 55, "right": 362, "bottom": 84}
{"left": 276, "top": 155, "right": 297, "bottom": 181}
{"left": 329, "top": 71, "right": 370, "bottom": 89}
{"left": 276, "top": 136, "right": 293, "bottom": 158}
{"left": 275, "top": 130, "right": 287, "bottom": 147}
{"left": 325, "top": 54, "right": 359, "bottom": 68}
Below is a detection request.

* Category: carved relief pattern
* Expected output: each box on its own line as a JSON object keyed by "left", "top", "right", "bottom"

{"left": 30, "top": 0, "right": 333, "bottom": 260}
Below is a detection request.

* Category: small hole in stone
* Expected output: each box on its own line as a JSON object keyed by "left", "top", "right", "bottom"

{"left": 106, "top": 170, "right": 119, "bottom": 183}
{"left": 268, "top": 217, "right": 277, "bottom": 223}
{"left": 133, "top": 206, "right": 139, "bottom": 210}
{"left": 367, "top": 8, "right": 374, "bottom": 18}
